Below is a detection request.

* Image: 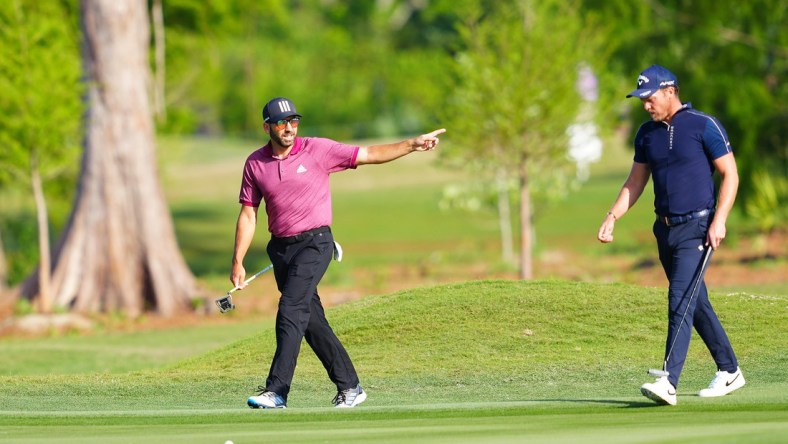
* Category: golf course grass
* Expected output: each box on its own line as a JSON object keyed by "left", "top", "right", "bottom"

{"left": 1, "top": 280, "right": 786, "bottom": 443}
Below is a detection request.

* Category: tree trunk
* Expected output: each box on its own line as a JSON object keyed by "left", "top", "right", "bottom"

{"left": 22, "top": 0, "right": 198, "bottom": 317}
{"left": 496, "top": 168, "right": 514, "bottom": 265}
{"left": 0, "top": 229, "right": 7, "bottom": 292}
{"left": 518, "top": 160, "right": 533, "bottom": 280}
{"left": 151, "top": 0, "right": 166, "bottom": 122}
{"left": 30, "top": 161, "right": 52, "bottom": 313}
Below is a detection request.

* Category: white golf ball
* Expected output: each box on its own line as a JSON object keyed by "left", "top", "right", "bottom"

{"left": 225, "top": 441, "right": 233, "bottom": 444}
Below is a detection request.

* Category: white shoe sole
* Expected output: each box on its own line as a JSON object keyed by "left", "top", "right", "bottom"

{"left": 247, "top": 398, "right": 286, "bottom": 409}
{"left": 640, "top": 386, "right": 677, "bottom": 406}
{"left": 335, "top": 390, "right": 367, "bottom": 408}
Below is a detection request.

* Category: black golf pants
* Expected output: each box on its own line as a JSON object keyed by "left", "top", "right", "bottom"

{"left": 264, "top": 229, "right": 359, "bottom": 400}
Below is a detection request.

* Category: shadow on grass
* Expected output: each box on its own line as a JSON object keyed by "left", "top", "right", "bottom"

{"left": 529, "top": 399, "right": 658, "bottom": 408}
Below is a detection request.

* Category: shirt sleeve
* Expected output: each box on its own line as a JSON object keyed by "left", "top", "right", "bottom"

{"left": 308, "top": 137, "right": 359, "bottom": 173}
{"left": 238, "top": 157, "right": 262, "bottom": 207}
{"left": 702, "top": 116, "right": 733, "bottom": 160}
{"left": 633, "top": 123, "right": 648, "bottom": 164}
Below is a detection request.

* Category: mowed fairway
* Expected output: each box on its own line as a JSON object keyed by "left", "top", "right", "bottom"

{"left": 2, "top": 280, "right": 786, "bottom": 443}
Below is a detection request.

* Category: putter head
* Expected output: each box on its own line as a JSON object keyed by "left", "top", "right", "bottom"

{"left": 333, "top": 241, "right": 343, "bottom": 262}
{"left": 648, "top": 368, "right": 670, "bottom": 378}
{"left": 215, "top": 294, "right": 235, "bottom": 313}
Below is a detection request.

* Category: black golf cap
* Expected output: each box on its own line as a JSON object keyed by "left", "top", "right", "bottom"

{"left": 262, "top": 97, "right": 301, "bottom": 123}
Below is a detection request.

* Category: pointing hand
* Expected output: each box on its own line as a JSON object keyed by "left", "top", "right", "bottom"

{"left": 413, "top": 128, "right": 446, "bottom": 151}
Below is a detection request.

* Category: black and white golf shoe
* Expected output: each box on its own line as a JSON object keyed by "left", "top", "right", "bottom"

{"left": 698, "top": 367, "right": 745, "bottom": 397}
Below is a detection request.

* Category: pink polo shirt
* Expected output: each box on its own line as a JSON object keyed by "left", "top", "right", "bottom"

{"left": 239, "top": 137, "right": 359, "bottom": 237}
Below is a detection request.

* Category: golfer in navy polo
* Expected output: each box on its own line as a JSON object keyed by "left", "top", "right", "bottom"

{"left": 597, "top": 65, "right": 745, "bottom": 405}
{"left": 231, "top": 97, "right": 445, "bottom": 409}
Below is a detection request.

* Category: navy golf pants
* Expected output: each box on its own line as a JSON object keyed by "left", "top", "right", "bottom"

{"left": 653, "top": 216, "right": 738, "bottom": 388}
{"left": 264, "top": 229, "right": 359, "bottom": 400}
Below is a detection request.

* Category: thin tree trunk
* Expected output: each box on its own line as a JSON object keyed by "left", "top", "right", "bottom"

{"left": 518, "top": 160, "right": 533, "bottom": 279}
{"left": 22, "top": 0, "right": 198, "bottom": 317}
{"left": 496, "top": 168, "right": 514, "bottom": 265}
{"left": 30, "top": 161, "right": 52, "bottom": 313}
{"left": 151, "top": 0, "right": 166, "bottom": 121}
{"left": 0, "top": 228, "right": 7, "bottom": 292}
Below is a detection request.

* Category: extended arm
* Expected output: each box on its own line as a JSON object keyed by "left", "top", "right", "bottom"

{"left": 355, "top": 128, "right": 446, "bottom": 165}
{"left": 708, "top": 152, "right": 738, "bottom": 249}
{"left": 230, "top": 204, "right": 259, "bottom": 287}
{"left": 597, "top": 162, "right": 651, "bottom": 243}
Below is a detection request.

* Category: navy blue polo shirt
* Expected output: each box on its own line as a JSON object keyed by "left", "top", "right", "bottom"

{"left": 633, "top": 103, "right": 733, "bottom": 216}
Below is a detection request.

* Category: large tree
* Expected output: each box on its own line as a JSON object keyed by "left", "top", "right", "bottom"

{"left": 21, "top": 0, "right": 198, "bottom": 317}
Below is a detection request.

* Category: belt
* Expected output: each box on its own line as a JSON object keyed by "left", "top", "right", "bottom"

{"left": 272, "top": 226, "right": 330, "bottom": 245}
{"left": 658, "top": 209, "right": 714, "bottom": 227}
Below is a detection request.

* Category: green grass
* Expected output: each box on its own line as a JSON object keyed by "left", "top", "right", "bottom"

{"left": 0, "top": 320, "right": 266, "bottom": 376}
{"left": 1, "top": 280, "right": 786, "bottom": 442}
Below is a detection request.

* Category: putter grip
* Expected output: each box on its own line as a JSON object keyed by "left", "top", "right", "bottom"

{"left": 230, "top": 264, "right": 274, "bottom": 294}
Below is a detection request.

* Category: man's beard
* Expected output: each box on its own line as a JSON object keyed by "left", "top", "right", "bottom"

{"left": 270, "top": 129, "right": 295, "bottom": 148}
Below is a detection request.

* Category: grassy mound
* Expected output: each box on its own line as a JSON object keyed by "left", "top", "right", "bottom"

{"left": 2, "top": 280, "right": 785, "bottom": 411}
{"left": 166, "top": 279, "right": 785, "bottom": 407}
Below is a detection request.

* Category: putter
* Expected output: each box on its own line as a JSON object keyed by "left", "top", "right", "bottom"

{"left": 215, "top": 241, "right": 344, "bottom": 313}
{"left": 333, "top": 241, "right": 343, "bottom": 262}
{"left": 648, "top": 245, "right": 714, "bottom": 377}
{"left": 215, "top": 264, "right": 273, "bottom": 313}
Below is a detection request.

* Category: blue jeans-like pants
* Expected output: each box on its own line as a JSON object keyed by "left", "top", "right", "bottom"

{"left": 653, "top": 216, "right": 738, "bottom": 388}
{"left": 264, "top": 229, "right": 359, "bottom": 400}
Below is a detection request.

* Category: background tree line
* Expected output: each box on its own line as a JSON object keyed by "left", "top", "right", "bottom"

{"left": 0, "top": 0, "right": 784, "bottom": 311}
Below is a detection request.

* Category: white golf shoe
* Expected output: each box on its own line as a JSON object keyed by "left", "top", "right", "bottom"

{"left": 640, "top": 376, "right": 677, "bottom": 406}
{"left": 333, "top": 384, "right": 366, "bottom": 408}
{"left": 698, "top": 367, "right": 745, "bottom": 397}
{"left": 247, "top": 388, "right": 286, "bottom": 409}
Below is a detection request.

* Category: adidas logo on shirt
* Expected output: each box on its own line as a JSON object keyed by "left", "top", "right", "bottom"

{"left": 296, "top": 164, "right": 308, "bottom": 174}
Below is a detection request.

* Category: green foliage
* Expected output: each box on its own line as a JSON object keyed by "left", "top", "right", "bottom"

{"left": 0, "top": 0, "right": 82, "bottom": 279}
{"left": 587, "top": 0, "right": 787, "bottom": 231}
{"left": 436, "top": 0, "right": 614, "bottom": 265}
{"left": 441, "top": 0, "right": 609, "bottom": 186}
{"left": 745, "top": 167, "right": 788, "bottom": 232}
{"left": 159, "top": 0, "right": 453, "bottom": 139}
{"left": 0, "top": 0, "right": 83, "bottom": 186}
{"left": 0, "top": 212, "right": 39, "bottom": 285}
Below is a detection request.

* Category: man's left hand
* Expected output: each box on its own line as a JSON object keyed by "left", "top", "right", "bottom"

{"left": 706, "top": 219, "right": 727, "bottom": 250}
{"left": 412, "top": 128, "right": 446, "bottom": 151}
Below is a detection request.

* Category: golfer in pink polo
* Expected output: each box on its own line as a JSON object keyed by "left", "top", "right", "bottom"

{"left": 231, "top": 97, "right": 445, "bottom": 409}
